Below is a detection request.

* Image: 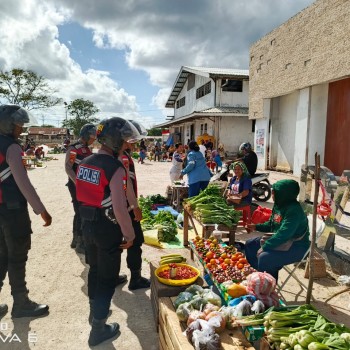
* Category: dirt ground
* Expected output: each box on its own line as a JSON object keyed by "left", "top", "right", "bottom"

{"left": 0, "top": 154, "right": 349, "bottom": 350}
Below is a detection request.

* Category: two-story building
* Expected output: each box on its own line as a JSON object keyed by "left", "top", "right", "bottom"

{"left": 27, "top": 127, "right": 69, "bottom": 145}
{"left": 249, "top": 0, "right": 350, "bottom": 176}
{"left": 157, "top": 66, "right": 253, "bottom": 156}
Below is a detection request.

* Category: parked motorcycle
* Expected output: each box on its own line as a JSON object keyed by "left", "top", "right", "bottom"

{"left": 210, "top": 164, "right": 272, "bottom": 202}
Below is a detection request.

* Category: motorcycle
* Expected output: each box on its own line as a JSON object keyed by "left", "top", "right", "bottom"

{"left": 210, "top": 164, "right": 272, "bottom": 202}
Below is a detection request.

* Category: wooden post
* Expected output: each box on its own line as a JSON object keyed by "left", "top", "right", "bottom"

{"left": 183, "top": 209, "right": 189, "bottom": 246}
{"left": 306, "top": 153, "right": 320, "bottom": 304}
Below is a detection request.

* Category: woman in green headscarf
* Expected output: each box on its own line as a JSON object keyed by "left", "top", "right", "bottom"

{"left": 245, "top": 179, "right": 310, "bottom": 281}
{"left": 226, "top": 161, "right": 253, "bottom": 208}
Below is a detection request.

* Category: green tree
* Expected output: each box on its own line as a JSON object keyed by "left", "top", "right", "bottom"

{"left": 147, "top": 127, "right": 162, "bottom": 136}
{"left": 0, "top": 68, "right": 62, "bottom": 110}
{"left": 62, "top": 98, "right": 99, "bottom": 136}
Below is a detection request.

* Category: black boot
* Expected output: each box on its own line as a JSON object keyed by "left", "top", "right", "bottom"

{"left": 70, "top": 236, "right": 77, "bottom": 249}
{"left": 116, "top": 274, "right": 127, "bottom": 286}
{"left": 12, "top": 293, "right": 49, "bottom": 318}
{"left": 89, "top": 300, "right": 113, "bottom": 325}
{"left": 0, "top": 304, "right": 8, "bottom": 317}
{"left": 75, "top": 236, "right": 85, "bottom": 254}
{"left": 128, "top": 270, "right": 150, "bottom": 291}
{"left": 88, "top": 318, "right": 120, "bottom": 346}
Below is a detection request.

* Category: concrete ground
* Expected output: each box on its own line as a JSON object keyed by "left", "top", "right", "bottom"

{"left": 0, "top": 154, "right": 349, "bottom": 349}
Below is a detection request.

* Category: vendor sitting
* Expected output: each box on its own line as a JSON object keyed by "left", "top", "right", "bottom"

{"left": 226, "top": 161, "right": 252, "bottom": 209}
{"left": 245, "top": 179, "right": 310, "bottom": 281}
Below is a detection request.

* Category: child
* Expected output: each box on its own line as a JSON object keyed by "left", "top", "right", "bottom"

{"left": 212, "top": 150, "right": 222, "bottom": 172}
{"left": 138, "top": 148, "right": 146, "bottom": 164}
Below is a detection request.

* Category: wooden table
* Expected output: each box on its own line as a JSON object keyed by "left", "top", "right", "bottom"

{"left": 171, "top": 184, "right": 188, "bottom": 212}
{"left": 183, "top": 207, "right": 236, "bottom": 246}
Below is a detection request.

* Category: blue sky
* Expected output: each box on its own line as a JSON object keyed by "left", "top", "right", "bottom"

{"left": 0, "top": 0, "right": 315, "bottom": 128}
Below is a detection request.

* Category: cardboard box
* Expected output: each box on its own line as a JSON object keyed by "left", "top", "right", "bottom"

{"left": 242, "top": 325, "right": 265, "bottom": 341}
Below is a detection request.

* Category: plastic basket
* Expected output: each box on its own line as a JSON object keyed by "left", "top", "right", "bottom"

{"left": 154, "top": 263, "right": 200, "bottom": 286}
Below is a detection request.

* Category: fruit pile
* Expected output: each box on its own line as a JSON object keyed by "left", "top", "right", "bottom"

{"left": 191, "top": 236, "right": 256, "bottom": 284}
{"left": 157, "top": 263, "right": 198, "bottom": 280}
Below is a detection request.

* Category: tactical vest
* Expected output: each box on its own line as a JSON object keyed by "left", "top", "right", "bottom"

{"left": 76, "top": 154, "right": 124, "bottom": 208}
{"left": 0, "top": 135, "right": 27, "bottom": 207}
{"left": 122, "top": 151, "right": 138, "bottom": 196}
{"left": 68, "top": 142, "right": 93, "bottom": 175}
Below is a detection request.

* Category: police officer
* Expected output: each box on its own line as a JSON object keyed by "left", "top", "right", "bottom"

{"left": 0, "top": 105, "right": 52, "bottom": 318}
{"left": 65, "top": 123, "right": 96, "bottom": 253}
{"left": 118, "top": 120, "right": 150, "bottom": 290}
{"left": 76, "top": 117, "right": 140, "bottom": 346}
{"left": 239, "top": 142, "right": 258, "bottom": 177}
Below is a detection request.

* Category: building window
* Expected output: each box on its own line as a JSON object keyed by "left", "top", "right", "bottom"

{"left": 200, "top": 123, "right": 208, "bottom": 135}
{"left": 176, "top": 96, "right": 186, "bottom": 109}
{"left": 187, "top": 73, "right": 195, "bottom": 91}
{"left": 196, "top": 81, "right": 211, "bottom": 99}
{"left": 221, "top": 79, "right": 243, "bottom": 92}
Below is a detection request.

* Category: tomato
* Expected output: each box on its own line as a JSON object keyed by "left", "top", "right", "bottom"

{"left": 221, "top": 252, "right": 227, "bottom": 259}
{"left": 218, "top": 257, "right": 224, "bottom": 264}
{"left": 221, "top": 263, "right": 228, "bottom": 270}
{"left": 224, "top": 258, "right": 231, "bottom": 265}
{"left": 238, "top": 258, "right": 248, "bottom": 264}
{"left": 210, "top": 259, "right": 217, "bottom": 265}
{"left": 237, "top": 263, "right": 244, "bottom": 269}
{"left": 206, "top": 263, "right": 212, "bottom": 270}
{"left": 206, "top": 251, "right": 214, "bottom": 259}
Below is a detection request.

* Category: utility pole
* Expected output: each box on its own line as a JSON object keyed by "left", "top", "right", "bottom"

{"left": 41, "top": 115, "right": 45, "bottom": 126}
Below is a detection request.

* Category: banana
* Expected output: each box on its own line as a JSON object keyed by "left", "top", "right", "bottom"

{"left": 159, "top": 257, "right": 186, "bottom": 265}
{"left": 160, "top": 254, "right": 183, "bottom": 260}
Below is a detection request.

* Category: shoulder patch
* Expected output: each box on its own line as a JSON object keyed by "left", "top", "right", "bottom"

{"left": 69, "top": 151, "right": 77, "bottom": 165}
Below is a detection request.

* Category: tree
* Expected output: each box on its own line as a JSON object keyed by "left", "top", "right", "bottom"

{"left": 62, "top": 98, "right": 99, "bottom": 136}
{"left": 0, "top": 68, "right": 62, "bottom": 110}
{"left": 147, "top": 127, "right": 162, "bottom": 136}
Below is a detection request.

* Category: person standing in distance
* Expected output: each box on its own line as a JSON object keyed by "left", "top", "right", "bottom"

{"left": 118, "top": 120, "right": 150, "bottom": 290}
{"left": 65, "top": 123, "right": 96, "bottom": 253}
{"left": 76, "top": 117, "right": 140, "bottom": 346}
{"left": 0, "top": 105, "right": 52, "bottom": 318}
{"left": 238, "top": 142, "right": 258, "bottom": 177}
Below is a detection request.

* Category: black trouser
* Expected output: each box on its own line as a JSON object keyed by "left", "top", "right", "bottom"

{"left": 0, "top": 205, "right": 32, "bottom": 296}
{"left": 126, "top": 211, "right": 145, "bottom": 271}
{"left": 67, "top": 180, "right": 82, "bottom": 238}
{"left": 81, "top": 208, "right": 123, "bottom": 320}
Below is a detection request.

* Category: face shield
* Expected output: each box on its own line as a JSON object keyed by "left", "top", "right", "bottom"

{"left": 120, "top": 120, "right": 141, "bottom": 144}
{"left": 0, "top": 105, "right": 36, "bottom": 135}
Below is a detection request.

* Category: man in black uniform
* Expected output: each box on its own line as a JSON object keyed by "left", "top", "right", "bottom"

{"left": 0, "top": 105, "right": 52, "bottom": 318}
{"left": 239, "top": 142, "right": 258, "bottom": 177}
{"left": 76, "top": 117, "right": 140, "bottom": 346}
{"left": 65, "top": 123, "right": 96, "bottom": 253}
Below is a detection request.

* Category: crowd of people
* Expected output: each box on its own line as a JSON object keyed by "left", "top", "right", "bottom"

{"left": 0, "top": 103, "right": 311, "bottom": 347}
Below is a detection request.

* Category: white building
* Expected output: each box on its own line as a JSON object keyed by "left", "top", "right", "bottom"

{"left": 157, "top": 66, "right": 253, "bottom": 156}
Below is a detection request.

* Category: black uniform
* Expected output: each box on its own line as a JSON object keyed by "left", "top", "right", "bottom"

{"left": 76, "top": 154, "right": 125, "bottom": 320}
{"left": 0, "top": 135, "right": 32, "bottom": 296}
{"left": 243, "top": 151, "right": 258, "bottom": 177}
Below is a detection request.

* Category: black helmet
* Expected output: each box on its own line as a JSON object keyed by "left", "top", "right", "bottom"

{"left": 0, "top": 104, "right": 31, "bottom": 135}
{"left": 79, "top": 123, "right": 96, "bottom": 143}
{"left": 128, "top": 120, "right": 148, "bottom": 137}
{"left": 96, "top": 117, "right": 140, "bottom": 153}
{"left": 239, "top": 142, "right": 252, "bottom": 152}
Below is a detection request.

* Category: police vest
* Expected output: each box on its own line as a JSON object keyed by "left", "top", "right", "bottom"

{"left": 0, "top": 135, "right": 27, "bottom": 206}
{"left": 122, "top": 151, "right": 138, "bottom": 196}
{"left": 76, "top": 154, "right": 124, "bottom": 208}
{"left": 68, "top": 141, "right": 93, "bottom": 175}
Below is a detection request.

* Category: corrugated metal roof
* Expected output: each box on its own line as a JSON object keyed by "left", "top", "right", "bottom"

{"left": 165, "top": 66, "right": 249, "bottom": 108}
{"left": 155, "top": 106, "right": 248, "bottom": 128}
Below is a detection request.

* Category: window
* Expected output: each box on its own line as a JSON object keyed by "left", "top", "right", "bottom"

{"left": 221, "top": 79, "right": 243, "bottom": 92}
{"left": 200, "top": 123, "right": 208, "bottom": 134}
{"left": 176, "top": 96, "right": 185, "bottom": 109}
{"left": 196, "top": 82, "right": 211, "bottom": 99}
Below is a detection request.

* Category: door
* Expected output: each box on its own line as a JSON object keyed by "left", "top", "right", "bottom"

{"left": 190, "top": 124, "right": 194, "bottom": 141}
{"left": 324, "top": 78, "right": 350, "bottom": 175}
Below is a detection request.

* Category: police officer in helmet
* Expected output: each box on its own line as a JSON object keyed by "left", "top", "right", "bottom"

{"left": 0, "top": 105, "right": 52, "bottom": 318}
{"left": 238, "top": 142, "right": 258, "bottom": 177}
{"left": 118, "top": 119, "right": 150, "bottom": 290}
{"left": 65, "top": 123, "right": 96, "bottom": 253}
{"left": 75, "top": 117, "right": 140, "bottom": 346}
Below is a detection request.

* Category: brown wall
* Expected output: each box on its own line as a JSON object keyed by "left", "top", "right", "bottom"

{"left": 324, "top": 78, "right": 350, "bottom": 175}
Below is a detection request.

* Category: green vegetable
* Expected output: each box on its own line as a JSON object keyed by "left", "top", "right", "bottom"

{"left": 294, "top": 345, "right": 308, "bottom": 350}
{"left": 308, "top": 342, "right": 330, "bottom": 350}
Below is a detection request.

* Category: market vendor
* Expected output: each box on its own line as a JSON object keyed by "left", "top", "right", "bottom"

{"left": 226, "top": 161, "right": 252, "bottom": 208}
{"left": 245, "top": 179, "right": 310, "bottom": 281}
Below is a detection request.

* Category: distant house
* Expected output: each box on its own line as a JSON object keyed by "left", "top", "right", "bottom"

{"left": 157, "top": 66, "right": 252, "bottom": 155}
{"left": 27, "top": 127, "right": 69, "bottom": 144}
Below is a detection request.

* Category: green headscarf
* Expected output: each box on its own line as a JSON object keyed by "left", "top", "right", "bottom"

{"left": 272, "top": 179, "right": 299, "bottom": 208}
{"left": 230, "top": 161, "right": 250, "bottom": 178}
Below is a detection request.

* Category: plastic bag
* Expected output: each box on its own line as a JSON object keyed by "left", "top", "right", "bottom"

{"left": 201, "top": 288, "right": 222, "bottom": 307}
{"left": 246, "top": 271, "right": 276, "bottom": 295}
{"left": 176, "top": 301, "right": 192, "bottom": 322}
{"left": 186, "top": 284, "right": 204, "bottom": 295}
{"left": 228, "top": 294, "right": 256, "bottom": 307}
{"left": 191, "top": 320, "right": 222, "bottom": 350}
{"left": 338, "top": 275, "right": 350, "bottom": 286}
{"left": 234, "top": 299, "right": 252, "bottom": 317}
{"left": 174, "top": 292, "right": 194, "bottom": 310}
{"left": 251, "top": 300, "right": 265, "bottom": 314}
{"left": 251, "top": 206, "right": 272, "bottom": 224}
{"left": 219, "top": 306, "right": 237, "bottom": 329}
